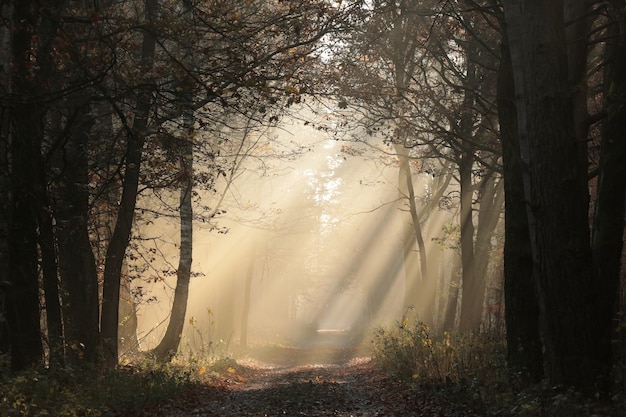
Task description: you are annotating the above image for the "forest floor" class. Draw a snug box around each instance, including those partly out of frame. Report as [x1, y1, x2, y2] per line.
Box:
[122, 345, 464, 417]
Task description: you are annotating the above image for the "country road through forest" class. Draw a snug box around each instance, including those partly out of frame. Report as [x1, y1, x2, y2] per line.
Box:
[122, 346, 467, 417]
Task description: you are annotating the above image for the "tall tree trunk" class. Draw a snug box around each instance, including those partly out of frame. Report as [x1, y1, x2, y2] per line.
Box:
[457, 147, 476, 333]
[497, 36, 543, 381]
[504, 0, 604, 393]
[463, 174, 504, 331]
[54, 101, 100, 364]
[395, 144, 430, 325]
[0, 2, 13, 357]
[5, 0, 45, 370]
[36, 165, 64, 365]
[564, 0, 592, 183]
[457, 40, 479, 333]
[118, 264, 139, 357]
[591, 0, 626, 394]
[100, 0, 157, 365]
[240, 255, 255, 350]
[152, 112, 194, 362]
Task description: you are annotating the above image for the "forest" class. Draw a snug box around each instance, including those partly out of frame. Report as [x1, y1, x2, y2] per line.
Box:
[1, 0, 625, 416]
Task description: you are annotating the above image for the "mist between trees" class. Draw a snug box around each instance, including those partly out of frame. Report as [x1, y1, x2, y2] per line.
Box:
[0, 0, 624, 397]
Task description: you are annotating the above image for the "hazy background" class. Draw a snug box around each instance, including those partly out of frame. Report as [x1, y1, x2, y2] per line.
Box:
[128, 105, 457, 357]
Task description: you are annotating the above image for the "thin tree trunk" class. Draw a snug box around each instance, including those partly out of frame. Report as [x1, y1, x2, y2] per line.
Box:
[152, 78, 194, 361]
[457, 41, 479, 333]
[118, 263, 139, 357]
[100, 0, 157, 365]
[442, 255, 462, 332]
[36, 166, 64, 365]
[460, 173, 504, 332]
[240, 257, 255, 350]
[395, 144, 430, 324]
[457, 148, 476, 333]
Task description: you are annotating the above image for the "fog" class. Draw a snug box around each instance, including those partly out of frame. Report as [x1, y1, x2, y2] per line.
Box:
[129, 108, 457, 358]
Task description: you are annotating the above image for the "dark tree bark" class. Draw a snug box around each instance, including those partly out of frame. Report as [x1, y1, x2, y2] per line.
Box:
[457, 147, 477, 332]
[504, 0, 605, 393]
[591, 0, 626, 394]
[152, 95, 194, 362]
[497, 36, 543, 381]
[0, 2, 13, 357]
[5, 0, 45, 370]
[36, 164, 64, 365]
[100, 0, 157, 365]
[54, 101, 101, 364]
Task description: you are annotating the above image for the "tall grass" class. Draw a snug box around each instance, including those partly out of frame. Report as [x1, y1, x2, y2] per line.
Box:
[371, 320, 624, 417]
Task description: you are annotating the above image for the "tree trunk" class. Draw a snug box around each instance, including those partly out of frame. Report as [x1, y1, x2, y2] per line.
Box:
[457, 148, 476, 333]
[590, 0, 626, 394]
[240, 256, 255, 350]
[152, 80, 194, 362]
[100, 0, 157, 365]
[497, 36, 543, 381]
[36, 165, 64, 365]
[54, 101, 101, 364]
[5, 0, 45, 370]
[395, 144, 430, 325]
[463, 174, 504, 331]
[442, 255, 462, 332]
[564, 0, 592, 183]
[118, 264, 139, 357]
[504, 0, 604, 393]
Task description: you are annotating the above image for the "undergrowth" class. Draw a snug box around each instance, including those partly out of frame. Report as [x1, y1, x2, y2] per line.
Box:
[0, 356, 208, 417]
[372, 320, 624, 417]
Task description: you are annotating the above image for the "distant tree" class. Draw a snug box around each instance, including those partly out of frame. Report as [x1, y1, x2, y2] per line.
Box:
[324, 0, 504, 331]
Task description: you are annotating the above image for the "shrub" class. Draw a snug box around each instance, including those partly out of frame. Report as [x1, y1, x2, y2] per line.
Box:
[372, 320, 507, 386]
[0, 360, 200, 417]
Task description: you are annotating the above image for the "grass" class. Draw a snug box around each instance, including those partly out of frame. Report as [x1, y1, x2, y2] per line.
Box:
[0, 355, 205, 417]
[371, 320, 625, 416]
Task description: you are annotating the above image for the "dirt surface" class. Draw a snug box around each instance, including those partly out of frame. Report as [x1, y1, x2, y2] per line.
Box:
[127, 346, 434, 417]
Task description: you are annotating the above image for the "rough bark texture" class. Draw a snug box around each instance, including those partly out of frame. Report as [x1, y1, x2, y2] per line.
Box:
[504, 0, 605, 393]
[591, 0, 626, 394]
[497, 37, 543, 381]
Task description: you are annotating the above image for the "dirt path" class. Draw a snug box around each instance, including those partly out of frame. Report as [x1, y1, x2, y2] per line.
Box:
[131, 347, 424, 417]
